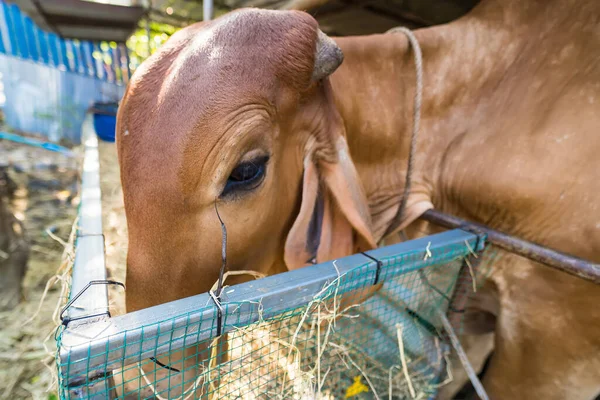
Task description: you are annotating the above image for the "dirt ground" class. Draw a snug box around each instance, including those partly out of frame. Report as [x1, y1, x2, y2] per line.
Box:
[97, 140, 128, 317]
[0, 136, 79, 400]
[0, 135, 129, 399]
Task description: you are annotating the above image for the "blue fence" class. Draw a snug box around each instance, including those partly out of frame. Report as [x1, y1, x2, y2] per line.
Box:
[0, 1, 129, 143]
[0, 2, 130, 84]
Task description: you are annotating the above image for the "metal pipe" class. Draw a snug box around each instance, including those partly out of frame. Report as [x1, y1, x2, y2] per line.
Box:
[420, 209, 600, 284]
[66, 115, 110, 324]
[438, 310, 489, 400]
[203, 0, 213, 21]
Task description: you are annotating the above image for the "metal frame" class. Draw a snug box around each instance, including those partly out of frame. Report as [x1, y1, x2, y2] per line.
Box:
[61, 158, 482, 392]
[60, 114, 114, 399]
[60, 228, 481, 392]
[67, 115, 109, 324]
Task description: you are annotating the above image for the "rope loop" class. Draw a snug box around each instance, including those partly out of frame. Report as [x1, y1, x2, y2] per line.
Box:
[383, 27, 423, 237]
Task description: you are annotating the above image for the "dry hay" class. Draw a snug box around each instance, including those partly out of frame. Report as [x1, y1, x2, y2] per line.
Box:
[210, 298, 451, 400]
[141, 271, 453, 400]
[0, 134, 80, 399]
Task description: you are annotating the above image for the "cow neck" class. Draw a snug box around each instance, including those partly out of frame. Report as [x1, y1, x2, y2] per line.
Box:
[330, 3, 528, 242]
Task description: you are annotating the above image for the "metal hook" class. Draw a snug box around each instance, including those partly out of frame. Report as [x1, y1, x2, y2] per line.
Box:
[59, 280, 125, 327]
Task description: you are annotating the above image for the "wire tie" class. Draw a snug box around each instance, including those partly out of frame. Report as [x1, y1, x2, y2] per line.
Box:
[209, 290, 225, 337]
[361, 252, 383, 285]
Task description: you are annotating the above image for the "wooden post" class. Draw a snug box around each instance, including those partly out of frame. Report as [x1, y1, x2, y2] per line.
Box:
[0, 168, 29, 311]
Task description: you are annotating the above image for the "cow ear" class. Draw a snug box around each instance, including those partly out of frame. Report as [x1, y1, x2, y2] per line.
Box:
[283, 152, 376, 270]
[284, 81, 376, 271]
[317, 143, 376, 259]
[284, 158, 322, 270]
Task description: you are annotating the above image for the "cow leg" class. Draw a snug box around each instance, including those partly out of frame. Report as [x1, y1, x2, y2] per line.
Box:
[483, 258, 600, 400]
[483, 316, 600, 400]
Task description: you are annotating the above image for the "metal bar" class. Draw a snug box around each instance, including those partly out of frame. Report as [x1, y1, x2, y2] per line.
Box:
[0, 18, 5, 55]
[58, 229, 480, 384]
[48, 32, 60, 67]
[0, 2, 12, 55]
[23, 16, 39, 61]
[68, 40, 81, 74]
[421, 209, 600, 284]
[59, 39, 69, 70]
[114, 43, 123, 84]
[438, 310, 489, 400]
[10, 4, 26, 58]
[122, 43, 131, 83]
[83, 41, 96, 78]
[61, 114, 114, 398]
[0, 131, 75, 156]
[203, 0, 213, 21]
[92, 42, 104, 80]
[65, 115, 109, 323]
[37, 27, 50, 65]
[74, 40, 86, 75]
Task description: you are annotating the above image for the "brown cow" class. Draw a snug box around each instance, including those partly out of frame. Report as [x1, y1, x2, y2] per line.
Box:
[117, 0, 600, 398]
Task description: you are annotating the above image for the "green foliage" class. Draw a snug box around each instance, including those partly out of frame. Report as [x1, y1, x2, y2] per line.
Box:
[126, 21, 180, 72]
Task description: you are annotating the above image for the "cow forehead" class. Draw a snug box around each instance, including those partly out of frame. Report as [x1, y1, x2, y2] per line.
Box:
[120, 9, 318, 196]
[141, 11, 315, 140]
[159, 21, 273, 107]
[172, 10, 286, 73]
[158, 9, 317, 104]
[124, 8, 317, 137]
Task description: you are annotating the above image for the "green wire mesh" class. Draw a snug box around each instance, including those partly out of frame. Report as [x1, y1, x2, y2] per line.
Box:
[57, 239, 499, 400]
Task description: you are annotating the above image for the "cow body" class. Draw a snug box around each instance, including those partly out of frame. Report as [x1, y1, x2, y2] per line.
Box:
[118, 0, 600, 397]
[329, 1, 600, 397]
[330, 2, 600, 397]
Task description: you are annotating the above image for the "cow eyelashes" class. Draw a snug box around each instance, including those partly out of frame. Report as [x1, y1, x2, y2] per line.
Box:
[221, 155, 269, 198]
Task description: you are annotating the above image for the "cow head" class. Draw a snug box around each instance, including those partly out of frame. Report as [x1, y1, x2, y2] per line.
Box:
[117, 9, 376, 312]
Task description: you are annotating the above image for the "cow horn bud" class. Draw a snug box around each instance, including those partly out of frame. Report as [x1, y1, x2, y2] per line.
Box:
[312, 30, 344, 82]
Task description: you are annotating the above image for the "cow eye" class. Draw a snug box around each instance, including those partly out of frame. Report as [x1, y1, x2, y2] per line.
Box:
[222, 155, 269, 197]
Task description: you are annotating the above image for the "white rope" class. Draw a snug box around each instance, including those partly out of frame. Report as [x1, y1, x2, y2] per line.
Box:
[384, 27, 423, 237]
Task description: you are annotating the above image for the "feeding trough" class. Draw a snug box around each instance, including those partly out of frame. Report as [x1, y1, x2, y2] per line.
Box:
[55, 117, 495, 399]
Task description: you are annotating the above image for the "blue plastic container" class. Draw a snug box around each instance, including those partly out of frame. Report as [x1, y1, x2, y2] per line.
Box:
[92, 102, 119, 142]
